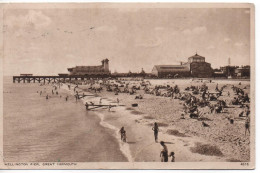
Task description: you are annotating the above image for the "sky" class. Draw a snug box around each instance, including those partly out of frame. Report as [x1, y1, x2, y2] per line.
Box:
[2, 5, 251, 76]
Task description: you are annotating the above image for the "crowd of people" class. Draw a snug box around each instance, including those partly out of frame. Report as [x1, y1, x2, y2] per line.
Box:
[36, 78, 251, 162]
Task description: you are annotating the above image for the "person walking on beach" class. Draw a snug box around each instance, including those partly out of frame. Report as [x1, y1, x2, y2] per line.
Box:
[152, 122, 159, 142]
[160, 141, 168, 162]
[65, 96, 68, 101]
[40, 91, 42, 96]
[119, 127, 126, 142]
[46, 95, 49, 100]
[245, 116, 250, 136]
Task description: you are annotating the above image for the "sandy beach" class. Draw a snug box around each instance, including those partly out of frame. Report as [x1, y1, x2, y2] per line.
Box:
[74, 78, 250, 162]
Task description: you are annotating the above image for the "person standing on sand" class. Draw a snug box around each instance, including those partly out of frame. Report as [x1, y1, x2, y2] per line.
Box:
[46, 95, 49, 100]
[119, 127, 126, 142]
[152, 122, 159, 142]
[160, 141, 168, 162]
[245, 116, 250, 136]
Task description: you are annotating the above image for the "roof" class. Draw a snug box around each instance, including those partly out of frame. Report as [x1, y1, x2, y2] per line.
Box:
[188, 53, 205, 59]
[153, 65, 190, 72]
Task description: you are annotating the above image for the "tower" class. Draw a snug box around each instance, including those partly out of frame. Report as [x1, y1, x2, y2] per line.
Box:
[103, 59, 109, 72]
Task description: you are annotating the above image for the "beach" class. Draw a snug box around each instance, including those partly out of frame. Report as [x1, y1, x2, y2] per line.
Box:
[3, 77, 251, 162]
[78, 78, 250, 162]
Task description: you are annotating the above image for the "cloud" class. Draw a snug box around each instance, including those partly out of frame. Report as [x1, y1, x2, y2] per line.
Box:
[5, 10, 51, 30]
[207, 45, 215, 49]
[224, 38, 231, 42]
[182, 26, 207, 35]
[234, 42, 244, 47]
[135, 37, 162, 48]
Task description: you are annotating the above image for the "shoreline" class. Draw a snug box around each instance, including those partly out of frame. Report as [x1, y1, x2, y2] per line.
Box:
[69, 78, 250, 162]
[60, 83, 134, 162]
[3, 77, 251, 162]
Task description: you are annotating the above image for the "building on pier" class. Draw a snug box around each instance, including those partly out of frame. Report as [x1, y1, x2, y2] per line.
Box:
[67, 59, 110, 76]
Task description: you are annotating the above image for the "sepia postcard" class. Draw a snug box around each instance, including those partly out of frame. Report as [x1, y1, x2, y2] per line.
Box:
[0, 3, 255, 169]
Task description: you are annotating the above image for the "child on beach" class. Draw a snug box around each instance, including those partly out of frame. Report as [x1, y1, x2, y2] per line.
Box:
[152, 122, 159, 142]
[169, 152, 175, 162]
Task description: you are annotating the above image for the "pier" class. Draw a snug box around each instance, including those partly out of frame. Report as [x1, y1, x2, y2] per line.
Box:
[12, 75, 105, 83]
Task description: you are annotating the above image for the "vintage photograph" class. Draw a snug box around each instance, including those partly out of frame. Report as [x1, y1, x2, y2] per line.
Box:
[0, 3, 255, 169]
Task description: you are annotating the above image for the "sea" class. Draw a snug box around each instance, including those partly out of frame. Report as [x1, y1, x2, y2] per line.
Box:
[3, 76, 127, 162]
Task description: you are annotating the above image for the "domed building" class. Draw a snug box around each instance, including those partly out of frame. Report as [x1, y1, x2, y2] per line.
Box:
[187, 53, 213, 78]
[152, 53, 213, 78]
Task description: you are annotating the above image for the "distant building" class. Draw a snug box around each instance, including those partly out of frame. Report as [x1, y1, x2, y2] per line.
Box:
[151, 53, 213, 78]
[67, 59, 110, 76]
[152, 65, 190, 78]
[219, 65, 239, 77]
[187, 53, 213, 78]
[235, 66, 250, 77]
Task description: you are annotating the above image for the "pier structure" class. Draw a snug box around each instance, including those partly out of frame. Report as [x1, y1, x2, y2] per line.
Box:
[12, 75, 106, 83]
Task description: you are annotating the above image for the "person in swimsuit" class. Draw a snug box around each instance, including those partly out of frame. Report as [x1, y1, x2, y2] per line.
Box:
[245, 116, 250, 136]
[152, 122, 159, 142]
[160, 141, 168, 162]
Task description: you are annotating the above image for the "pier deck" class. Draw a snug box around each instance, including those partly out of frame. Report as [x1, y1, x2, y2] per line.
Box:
[12, 75, 105, 83]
